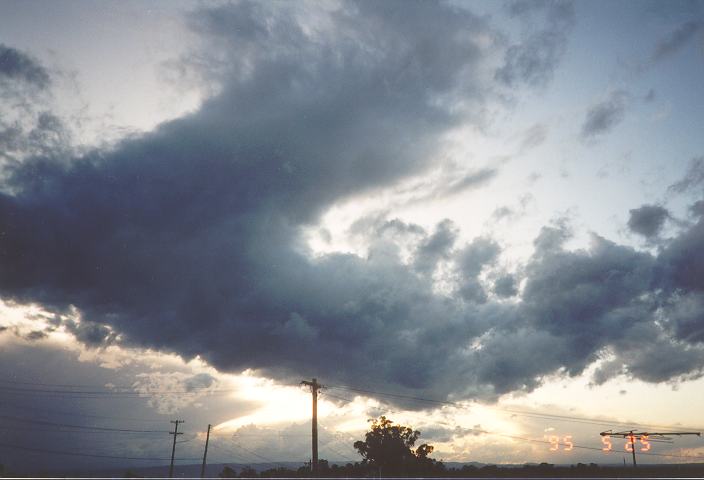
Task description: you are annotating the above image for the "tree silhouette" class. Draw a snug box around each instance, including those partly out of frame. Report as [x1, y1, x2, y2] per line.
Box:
[353, 416, 435, 476]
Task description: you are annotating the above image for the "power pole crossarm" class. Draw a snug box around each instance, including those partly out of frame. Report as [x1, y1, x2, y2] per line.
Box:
[301, 378, 322, 476]
[599, 429, 701, 468]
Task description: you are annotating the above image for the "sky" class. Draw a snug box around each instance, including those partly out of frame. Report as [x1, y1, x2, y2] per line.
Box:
[1, 0, 704, 474]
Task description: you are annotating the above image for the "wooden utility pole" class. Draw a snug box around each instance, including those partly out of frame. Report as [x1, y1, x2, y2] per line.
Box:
[301, 378, 321, 476]
[629, 431, 636, 468]
[169, 420, 184, 478]
[201, 424, 212, 479]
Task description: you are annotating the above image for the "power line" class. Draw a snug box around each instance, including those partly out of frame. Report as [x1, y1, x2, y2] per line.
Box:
[318, 438, 356, 463]
[0, 425, 170, 436]
[0, 441, 200, 462]
[0, 385, 234, 396]
[230, 441, 292, 469]
[0, 399, 167, 422]
[320, 391, 356, 404]
[0, 414, 169, 433]
[207, 442, 257, 465]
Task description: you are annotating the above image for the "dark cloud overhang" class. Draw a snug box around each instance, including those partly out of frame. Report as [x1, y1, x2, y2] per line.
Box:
[0, 1, 505, 404]
[1, 1, 704, 408]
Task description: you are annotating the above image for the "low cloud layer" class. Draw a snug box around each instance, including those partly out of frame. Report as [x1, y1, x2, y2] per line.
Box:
[1, 1, 704, 409]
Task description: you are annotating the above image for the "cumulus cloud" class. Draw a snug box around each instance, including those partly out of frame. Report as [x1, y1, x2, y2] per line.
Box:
[0, 1, 506, 402]
[627, 204, 670, 238]
[413, 219, 459, 276]
[493, 274, 518, 298]
[580, 90, 630, 141]
[1, 1, 704, 408]
[455, 237, 501, 303]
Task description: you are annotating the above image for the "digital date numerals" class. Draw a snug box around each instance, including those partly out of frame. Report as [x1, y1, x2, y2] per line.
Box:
[601, 434, 650, 453]
[547, 435, 573, 452]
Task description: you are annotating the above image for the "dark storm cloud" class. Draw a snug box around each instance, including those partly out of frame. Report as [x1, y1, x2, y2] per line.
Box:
[413, 219, 458, 276]
[63, 319, 117, 347]
[651, 20, 702, 63]
[2, 0, 704, 407]
[495, 0, 575, 88]
[493, 274, 518, 298]
[463, 217, 704, 393]
[0, 1, 505, 401]
[580, 90, 629, 140]
[0, 44, 50, 90]
[627, 204, 670, 238]
[455, 237, 501, 304]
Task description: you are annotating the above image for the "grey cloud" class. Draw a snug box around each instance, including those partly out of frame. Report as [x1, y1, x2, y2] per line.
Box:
[64, 319, 117, 348]
[455, 237, 501, 303]
[0, 44, 50, 90]
[2, 0, 704, 408]
[420, 425, 475, 442]
[413, 219, 458, 276]
[0, 112, 70, 161]
[491, 193, 534, 223]
[532, 220, 571, 256]
[660, 293, 704, 344]
[400, 167, 498, 205]
[627, 204, 670, 238]
[492, 206, 514, 221]
[495, 0, 575, 88]
[0, 1, 505, 403]
[493, 274, 518, 298]
[651, 20, 702, 63]
[0, 45, 69, 163]
[520, 123, 548, 151]
[690, 200, 704, 217]
[668, 156, 704, 194]
[184, 372, 217, 392]
[656, 215, 704, 294]
[24, 329, 48, 341]
[609, 323, 704, 383]
[580, 90, 629, 140]
[439, 168, 498, 198]
[591, 360, 625, 386]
